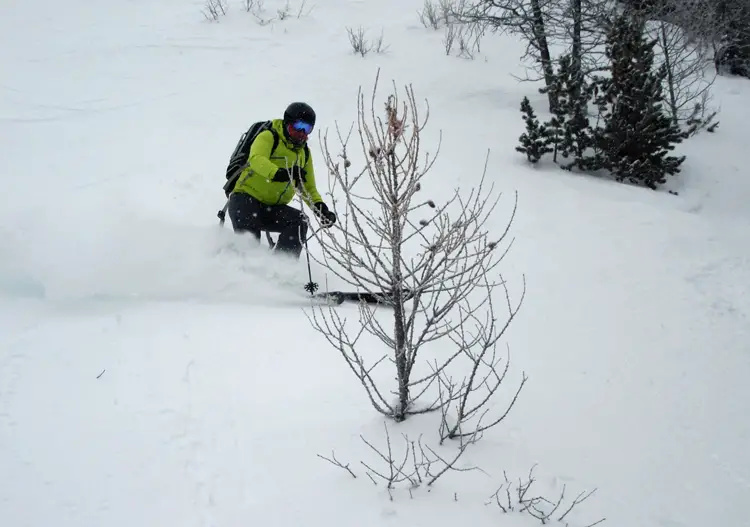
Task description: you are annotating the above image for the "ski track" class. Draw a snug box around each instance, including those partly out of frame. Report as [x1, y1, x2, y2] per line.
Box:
[180, 358, 215, 527]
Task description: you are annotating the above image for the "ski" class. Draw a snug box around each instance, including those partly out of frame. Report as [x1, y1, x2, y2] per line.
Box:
[306, 290, 412, 306]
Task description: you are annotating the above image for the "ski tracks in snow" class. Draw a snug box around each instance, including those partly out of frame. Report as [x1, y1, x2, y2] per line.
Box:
[169, 347, 256, 526]
[0, 306, 42, 430]
[686, 252, 749, 323]
[177, 358, 218, 525]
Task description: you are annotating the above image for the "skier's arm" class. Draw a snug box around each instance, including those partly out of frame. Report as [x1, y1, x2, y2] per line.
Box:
[300, 151, 323, 207]
[247, 130, 280, 179]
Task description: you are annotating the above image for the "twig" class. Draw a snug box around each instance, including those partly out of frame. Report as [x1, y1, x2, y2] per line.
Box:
[317, 451, 357, 479]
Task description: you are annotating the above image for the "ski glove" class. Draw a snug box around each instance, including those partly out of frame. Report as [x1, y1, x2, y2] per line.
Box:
[314, 202, 337, 228]
[272, 166, 306, 185]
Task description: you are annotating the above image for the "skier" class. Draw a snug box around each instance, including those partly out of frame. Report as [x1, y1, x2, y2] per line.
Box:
[226, 102, 337, 258]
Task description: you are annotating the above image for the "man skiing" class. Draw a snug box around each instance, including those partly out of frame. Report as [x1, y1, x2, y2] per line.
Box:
[226, 102, 337, 258]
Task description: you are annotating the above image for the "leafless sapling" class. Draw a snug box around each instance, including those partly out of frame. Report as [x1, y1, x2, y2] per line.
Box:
[638, 0, 719, 132]
[306, 70, 522, 424]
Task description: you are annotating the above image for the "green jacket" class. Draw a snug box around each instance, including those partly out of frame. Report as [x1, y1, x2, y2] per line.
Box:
[232, 119, 323, 207]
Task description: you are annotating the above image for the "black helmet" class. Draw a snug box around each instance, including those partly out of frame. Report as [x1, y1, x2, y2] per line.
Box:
[283, 102, 316, 128]
[283, 102, 316, 146]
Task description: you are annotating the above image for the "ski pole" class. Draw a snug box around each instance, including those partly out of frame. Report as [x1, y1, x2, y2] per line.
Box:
[217, 200, 229, 226]
[303, 232, 318, 294]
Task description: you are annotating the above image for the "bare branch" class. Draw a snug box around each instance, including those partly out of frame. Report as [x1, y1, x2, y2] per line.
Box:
[485, 464, 606, 525]
[317, 451, 358, 479]
[343, 422, 488, 491]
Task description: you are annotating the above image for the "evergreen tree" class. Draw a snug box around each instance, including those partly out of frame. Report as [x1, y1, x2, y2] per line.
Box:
[590, 13, 688, 189]
[539, 58, 568, 163]
[516, 97, 553, 164]
[540, 54, 593, 170]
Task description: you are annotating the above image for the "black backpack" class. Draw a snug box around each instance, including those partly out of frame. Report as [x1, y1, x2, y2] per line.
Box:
[223, 120, 310, 197]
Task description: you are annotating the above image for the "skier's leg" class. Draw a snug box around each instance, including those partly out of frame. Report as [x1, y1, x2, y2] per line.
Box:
[227, 192, 264, 242]
[266, 205, 308, 258]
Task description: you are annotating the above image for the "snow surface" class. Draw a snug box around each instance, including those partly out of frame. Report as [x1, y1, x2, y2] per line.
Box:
[1, 0, 749, 526]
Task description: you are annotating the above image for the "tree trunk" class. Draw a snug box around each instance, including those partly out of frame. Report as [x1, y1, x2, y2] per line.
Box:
[531, 0, 558, 112]
[571, 0, 582, 80]
[659, 22, 679, 125]
[388, 149, 409, 421]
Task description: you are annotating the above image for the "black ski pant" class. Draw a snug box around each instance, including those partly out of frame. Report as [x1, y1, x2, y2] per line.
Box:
[227, 192, 308, 258]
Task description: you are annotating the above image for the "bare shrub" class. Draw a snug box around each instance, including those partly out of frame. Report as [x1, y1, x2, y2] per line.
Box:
[307, 70, 524, 428]
[276, 0, 297, 20]
[486, 465, 606, 526]
[244, 0, 312, 24]
[436, 0, 489, 53]
[318, 427, 604, 523]
[443, 22, 482, 58]
[457, 27, 477, 58]
[276, 1, 289, 19]
[318, 421, 487, 499]
[242, 0, 273, 24]
[421, 0, 476, 29]
[443, 23, 459, 54]
[419, 0, 443, 29]
[347, 26, 370, 56]
[346, 26, 390, 56]
[372, 30, 390, 54]
[243, 0, 262, 12]
[202, 0, 227, 21]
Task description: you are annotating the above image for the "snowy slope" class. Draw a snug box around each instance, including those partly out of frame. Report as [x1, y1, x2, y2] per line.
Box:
[1, 0, 749, 526]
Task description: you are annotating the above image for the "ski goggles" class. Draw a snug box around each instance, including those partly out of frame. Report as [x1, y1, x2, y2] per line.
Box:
[291, 120, 313, 135]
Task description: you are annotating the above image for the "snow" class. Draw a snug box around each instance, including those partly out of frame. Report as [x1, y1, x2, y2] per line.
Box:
[1, 0, 749, 526]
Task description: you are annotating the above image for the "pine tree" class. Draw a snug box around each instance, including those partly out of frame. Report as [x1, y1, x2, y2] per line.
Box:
[540, 54, 593, 170]
[591, 13, 688, 189]
[562, 68, 593, 171]
[516, 96, 553, 164]
[539, 59, 568, 163]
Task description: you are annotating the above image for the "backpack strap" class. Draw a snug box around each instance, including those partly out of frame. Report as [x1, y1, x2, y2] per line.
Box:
[267, 125, 280, 157]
